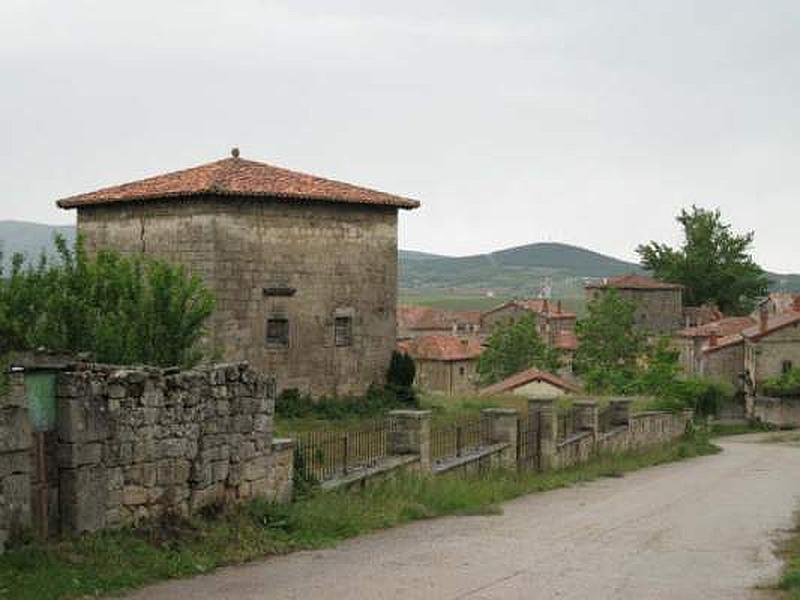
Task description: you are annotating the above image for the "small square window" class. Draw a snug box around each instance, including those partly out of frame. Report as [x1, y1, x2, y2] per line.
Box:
[782, 360, 793, 374]
[334, 316, 353, 347]
[266, 318, 289, 347]
[458, 366, 466, 377]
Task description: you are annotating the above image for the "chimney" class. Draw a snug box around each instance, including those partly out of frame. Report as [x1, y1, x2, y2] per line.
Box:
[760, 304, 769, 334]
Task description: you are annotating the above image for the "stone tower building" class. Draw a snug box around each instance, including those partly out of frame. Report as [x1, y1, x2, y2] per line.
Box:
[585, 274, 683, 335]
[57, 150, 420, 397]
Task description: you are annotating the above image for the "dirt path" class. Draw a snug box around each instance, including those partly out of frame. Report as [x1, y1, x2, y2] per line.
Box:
[127, 434, 800, 599]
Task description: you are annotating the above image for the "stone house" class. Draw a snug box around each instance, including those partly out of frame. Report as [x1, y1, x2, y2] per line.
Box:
[397, 335, 482, 396]
[396, 305, 481, 340]
[585, 274, 683, 335]
[479, 367, 581, 399]
[57, 150, 419, 397]
[674, 316, 755, 377]
[481, 299, 577, 347]
[699, 334, 746, 389]
[742, 308, 800, 394]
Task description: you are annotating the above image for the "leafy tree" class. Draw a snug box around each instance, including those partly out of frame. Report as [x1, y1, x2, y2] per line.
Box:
[636, 206, 769, 314]
[478, 314, 561, 385]
[575, 290, 645, 392]
[0, 235, 215, 367]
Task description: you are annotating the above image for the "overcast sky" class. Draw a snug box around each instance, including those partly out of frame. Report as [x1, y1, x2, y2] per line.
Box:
[2, 1, 799, 270]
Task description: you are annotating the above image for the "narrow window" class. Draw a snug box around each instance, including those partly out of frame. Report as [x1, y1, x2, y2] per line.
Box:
[459, 366, 466, 377]
[782, 360, 793, 374]
[334, 316, 353, 347]
[266, 318, 289, 347]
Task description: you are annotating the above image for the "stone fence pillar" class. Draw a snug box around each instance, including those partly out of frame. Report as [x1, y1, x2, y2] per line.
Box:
[0, 370, 33, 553]
[573, 401, 599, 435]
[609, 399, 633, 427]
[528, 398, 556, 470]
[388, 410, 432, 472]
[480, 408, 519, 469]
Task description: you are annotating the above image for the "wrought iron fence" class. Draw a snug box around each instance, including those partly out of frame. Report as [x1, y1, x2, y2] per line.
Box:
[430, 417, 491, 463]
[517, 411, 542, 471]
[556, 407, 577, 441]
[292, 420, 391, 482]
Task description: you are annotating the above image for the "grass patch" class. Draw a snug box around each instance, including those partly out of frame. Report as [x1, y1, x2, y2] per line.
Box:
[0, 433, 718, 600]
[777, 512, 800, 599]
[708, 421, 773, 437]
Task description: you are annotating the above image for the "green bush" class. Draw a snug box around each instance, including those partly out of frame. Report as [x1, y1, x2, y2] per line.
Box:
[386, 351, 417, 405]
[275, 384, 417, 421]
[763, 368, 800, 398]
[0, 236, 215, 367]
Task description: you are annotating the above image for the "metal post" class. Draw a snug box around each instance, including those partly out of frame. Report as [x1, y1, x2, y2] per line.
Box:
[456, 426, 463, 457]
[342, 433, 349, 474]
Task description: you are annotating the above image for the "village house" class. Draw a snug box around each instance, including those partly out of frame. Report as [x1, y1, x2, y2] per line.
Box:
[674, 316, 755, 377]
[396, 305, 481, 340]
[742, 306, 800, 395]
[397, 335, 482, 396]
[699, 333, 747, 389]
[585, 274, 683, 335]
[479, 367, 581, 399]
[57, 150, 420, 397]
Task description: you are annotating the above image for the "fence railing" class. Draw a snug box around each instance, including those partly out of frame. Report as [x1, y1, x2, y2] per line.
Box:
[292, 420, 392, 482]
[598, 406, 614, 432]
[431, 418, 491, 463]
[556, 407, 577, 441]
[516, 411, 542, 471]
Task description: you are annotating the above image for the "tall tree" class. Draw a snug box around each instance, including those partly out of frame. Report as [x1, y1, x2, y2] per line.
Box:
[636, 206, 769, 314]
[574, 290, 646, 393]
[478, 314, 562, 385]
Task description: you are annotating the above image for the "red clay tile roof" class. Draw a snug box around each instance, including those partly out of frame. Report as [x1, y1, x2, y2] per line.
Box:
[479, 368, 581, 397]
[585, 274, 683, 291]
[677, 316, 756, 339]
[482, 299, 576, 319]
[397, 305, 481, 332]
[703, 333, 744, 354]
[57, 155, 420, 210]
[741, 311, 800, 341]
[397, 335, 483, 361]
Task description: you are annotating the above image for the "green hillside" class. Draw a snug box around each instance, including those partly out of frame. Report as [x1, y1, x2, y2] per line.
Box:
[0, 221, 75, 264]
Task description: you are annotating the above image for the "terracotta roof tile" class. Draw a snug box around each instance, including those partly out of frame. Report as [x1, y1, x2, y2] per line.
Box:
[742, 311, 800, 341]
[703, 333, 744, 354]
[585, 274, 683, 291]
[479, 368, 581, 397]
[482, 298, 576, 319]
[397, 305, 481, 332]
[397, 335, 483, 362]
[677, 316, 755, 339]
[57, 155, 420, 210]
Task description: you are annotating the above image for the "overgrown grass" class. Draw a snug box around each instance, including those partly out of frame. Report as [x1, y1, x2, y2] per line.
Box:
[778, 512, 800, 599]
[0, 433, 718, 600]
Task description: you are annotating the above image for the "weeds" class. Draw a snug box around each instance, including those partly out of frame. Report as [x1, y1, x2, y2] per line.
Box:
[0, 433, 718, 600]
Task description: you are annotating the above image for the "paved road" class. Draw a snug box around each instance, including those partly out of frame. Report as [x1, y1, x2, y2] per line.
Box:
[128, 434, 800, 600]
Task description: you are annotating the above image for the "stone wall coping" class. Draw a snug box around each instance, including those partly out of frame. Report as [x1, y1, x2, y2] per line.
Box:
[272, 438, 295, 451]
[388, 409, 432, 418]
[572, 400, 599, 407]
[480, 408, 518, 415]
[431, 442, 510, 475]
[320, 454, 420, 491]
[630, 410, 673, 418]
[556, 430, 593, 449]
[609, 398, 634, 405]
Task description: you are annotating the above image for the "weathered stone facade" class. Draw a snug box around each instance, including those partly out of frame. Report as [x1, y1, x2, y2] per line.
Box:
[76, 198, 399, 397]
[744, 318, 800, 391]
[0, 362, 292, 549]
[413, 357, 479, 397]
[701, 341, 745, 388]
[0, 373, 32, 553]
[586, 275, 683, 335]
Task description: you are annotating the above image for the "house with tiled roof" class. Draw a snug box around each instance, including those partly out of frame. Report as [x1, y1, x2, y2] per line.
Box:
[58, 149, 419, 397]
[396, 305, 481, 340]
[397, 335, 483, 396]
[481, 298, 578, 368]
[585, 274, 684, 335]
[479, 367, 581, 399]
[742, 306, 800, 396]
[675, 316, 755, 378]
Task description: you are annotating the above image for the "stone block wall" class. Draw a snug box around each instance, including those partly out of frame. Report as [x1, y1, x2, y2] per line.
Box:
[56, 362, 289, 533]
[0, 372, 32, 553]
[753, 396, 800, 428]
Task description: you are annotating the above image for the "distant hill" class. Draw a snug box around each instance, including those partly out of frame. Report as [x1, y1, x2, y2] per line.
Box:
[2, 221, 798, 294]
[0, 221, 75, 264]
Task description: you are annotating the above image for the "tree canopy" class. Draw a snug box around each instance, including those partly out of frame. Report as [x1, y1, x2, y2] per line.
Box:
[477, 314, 562, 385]
[636, 206, 769, 314]
[0, 236, 215, 367]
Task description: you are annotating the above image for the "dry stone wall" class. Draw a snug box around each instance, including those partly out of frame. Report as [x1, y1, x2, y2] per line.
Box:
[57, 362, 289, 533]
[0, 373, 32, 553]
